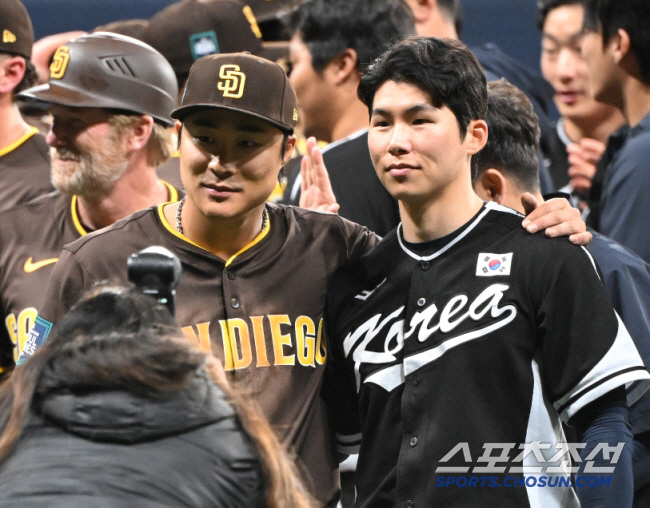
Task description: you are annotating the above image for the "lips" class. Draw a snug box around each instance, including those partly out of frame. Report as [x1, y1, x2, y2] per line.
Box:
[201, 182, 240, 197]
[556, 90, 583, 106]
[386, 163, 418, 177]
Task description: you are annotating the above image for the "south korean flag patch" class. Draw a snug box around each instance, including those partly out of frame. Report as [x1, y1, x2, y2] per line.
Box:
[476, 253, 513, 276]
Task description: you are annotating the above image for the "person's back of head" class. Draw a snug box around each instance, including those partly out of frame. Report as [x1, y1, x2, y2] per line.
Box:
[287, 0, 415, 75]
[472, 79, 542, 207]
[584, 0, 650, 86]
[0, 286, 314, 508]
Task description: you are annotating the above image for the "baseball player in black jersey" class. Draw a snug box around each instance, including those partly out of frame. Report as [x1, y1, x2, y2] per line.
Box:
[324, 37, 649, 508]
[0, 32, 181, 376]
[25, 50, 591, 506]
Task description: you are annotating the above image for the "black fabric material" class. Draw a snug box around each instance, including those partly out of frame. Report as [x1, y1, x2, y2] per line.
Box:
[0, 369, 264, 507]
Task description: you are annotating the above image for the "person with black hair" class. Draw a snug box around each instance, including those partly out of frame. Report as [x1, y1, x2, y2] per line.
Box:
[474, 78, 650, 508]
[281, 0, 412, 236]
[537, 0, 624, 201]
[0, 286, 314, 507]
[323, 37, 648, 508]
[581, 0, 650, 264]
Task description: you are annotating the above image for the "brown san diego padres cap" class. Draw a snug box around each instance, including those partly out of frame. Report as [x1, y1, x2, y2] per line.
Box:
[0, 0, 34, 59]
[171, 52, 298, 133]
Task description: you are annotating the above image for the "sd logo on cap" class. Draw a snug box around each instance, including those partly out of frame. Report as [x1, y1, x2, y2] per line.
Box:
[172, 53, 298, 134]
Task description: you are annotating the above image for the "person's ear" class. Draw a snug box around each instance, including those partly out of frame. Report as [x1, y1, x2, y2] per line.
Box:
[0, 56, 26, 94]
[326, 48, 359, 86]
[282, 135, 297, 165]
[465, 119, 488, 155]
[612, 28, 631, 65]
[476, 168, 507, 204]
[126, 115, 154, 152]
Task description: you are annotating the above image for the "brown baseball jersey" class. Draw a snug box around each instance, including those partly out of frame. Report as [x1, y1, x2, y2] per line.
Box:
[36, 203, 376, 505]
[0, 183, 180, 373]
[0, 128, 53, 212]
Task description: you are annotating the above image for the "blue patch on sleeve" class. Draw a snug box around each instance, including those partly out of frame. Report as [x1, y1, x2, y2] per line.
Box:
[16, 315, 53, 365]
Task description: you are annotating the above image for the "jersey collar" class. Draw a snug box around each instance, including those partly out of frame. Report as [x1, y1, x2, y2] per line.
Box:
[0, 126, 39, 157]
[156, 203, 271, 267]
[397, 202, 517, 262]
[71, 181, 179, 237]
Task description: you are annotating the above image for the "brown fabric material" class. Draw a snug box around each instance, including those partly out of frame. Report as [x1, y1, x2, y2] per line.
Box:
[38, 203, 376, 505]
[0, 192, 78, 369]
[172, 52, 298, 132]
[0, 0, 33, 59]
[144, 0, 263, 77]
[0, 131, 52, 213]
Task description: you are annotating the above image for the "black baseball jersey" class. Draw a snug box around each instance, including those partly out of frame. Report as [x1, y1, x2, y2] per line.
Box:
[34, 203, 376, 505]
[0, 128, 53, 212]
[0, 183, 180, 373]
[325, 201, 650, 508]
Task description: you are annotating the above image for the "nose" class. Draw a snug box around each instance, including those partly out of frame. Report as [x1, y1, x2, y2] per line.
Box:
[388, 124, 411, 155]
[46, 120, 67, 148]
[557, 48, 580, 82]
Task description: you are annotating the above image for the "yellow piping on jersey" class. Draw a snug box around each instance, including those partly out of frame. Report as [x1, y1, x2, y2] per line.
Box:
[72, 180, 178, 237]
[0, 127, 39, 157]
[156, 202, 271, 266]
[224, 213, 270, 268]
[70, 195, 88, 236]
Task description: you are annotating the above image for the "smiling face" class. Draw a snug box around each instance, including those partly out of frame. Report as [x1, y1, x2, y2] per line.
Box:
[367, 80, 485, 206]
[46, 105, 130, 197]
[179, 108, 292, 222]
[540, 4, 615, 123]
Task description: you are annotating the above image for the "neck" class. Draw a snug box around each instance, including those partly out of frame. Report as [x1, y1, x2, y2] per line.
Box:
[399, 178, 484, 243]
[0, 97, 32, 151]
[76, 159, 168, 230]
[563, 109, 625, 143]
[175, 200, 266, 261]
[329, 97, 369, 143]
[620, 76, 650, 127]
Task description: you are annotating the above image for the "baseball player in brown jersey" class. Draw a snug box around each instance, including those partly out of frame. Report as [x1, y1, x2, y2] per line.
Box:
[0, 0, 53, 212]
[0, 32, 180, 376]
[30, 53, 589, 506]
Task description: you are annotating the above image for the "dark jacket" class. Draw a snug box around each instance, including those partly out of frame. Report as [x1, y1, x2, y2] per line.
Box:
[0, 370, 264, 507]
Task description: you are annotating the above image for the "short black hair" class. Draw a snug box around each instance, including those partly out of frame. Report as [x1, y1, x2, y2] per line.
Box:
[584, 0, 650, 85]
[471, 79, 541, 193]
[438, 0, 464, 38]
[286, 0, 415, 73]
[358, 36, 487, 138]
[536, 0, 584, 31]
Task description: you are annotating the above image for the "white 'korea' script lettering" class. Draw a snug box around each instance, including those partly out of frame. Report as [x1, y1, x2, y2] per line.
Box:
[344, 284, 517, 391]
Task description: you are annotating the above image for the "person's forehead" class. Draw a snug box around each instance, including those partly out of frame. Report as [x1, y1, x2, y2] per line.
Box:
[373, 80, 435, 109]
[184, 108, 279, 133]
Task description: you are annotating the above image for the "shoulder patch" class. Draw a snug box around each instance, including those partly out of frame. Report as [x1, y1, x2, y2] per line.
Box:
[16, 315, 53, 365]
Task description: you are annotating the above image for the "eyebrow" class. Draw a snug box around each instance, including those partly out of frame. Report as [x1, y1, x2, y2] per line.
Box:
[371, 103, 438, 117]
[541, 31, 585, 45]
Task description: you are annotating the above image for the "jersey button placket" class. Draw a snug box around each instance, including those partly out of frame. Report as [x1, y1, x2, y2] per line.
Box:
[410, 437, 418, 447]
[405, 500, 415, 508]
[226, 270, 236, 280]
[230, 297, 240, 309]
[419, 260, 430, 271]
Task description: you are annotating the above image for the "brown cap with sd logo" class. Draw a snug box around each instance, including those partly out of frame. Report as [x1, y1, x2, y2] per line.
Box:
[0, 0, 34, 59]
[171, 53, 298, 133]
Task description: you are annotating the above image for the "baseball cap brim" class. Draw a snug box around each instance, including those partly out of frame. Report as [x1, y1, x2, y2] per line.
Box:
[18, 82, 175, 127]
[260, 41, 289, 63]
[171, 103, 293, 133]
